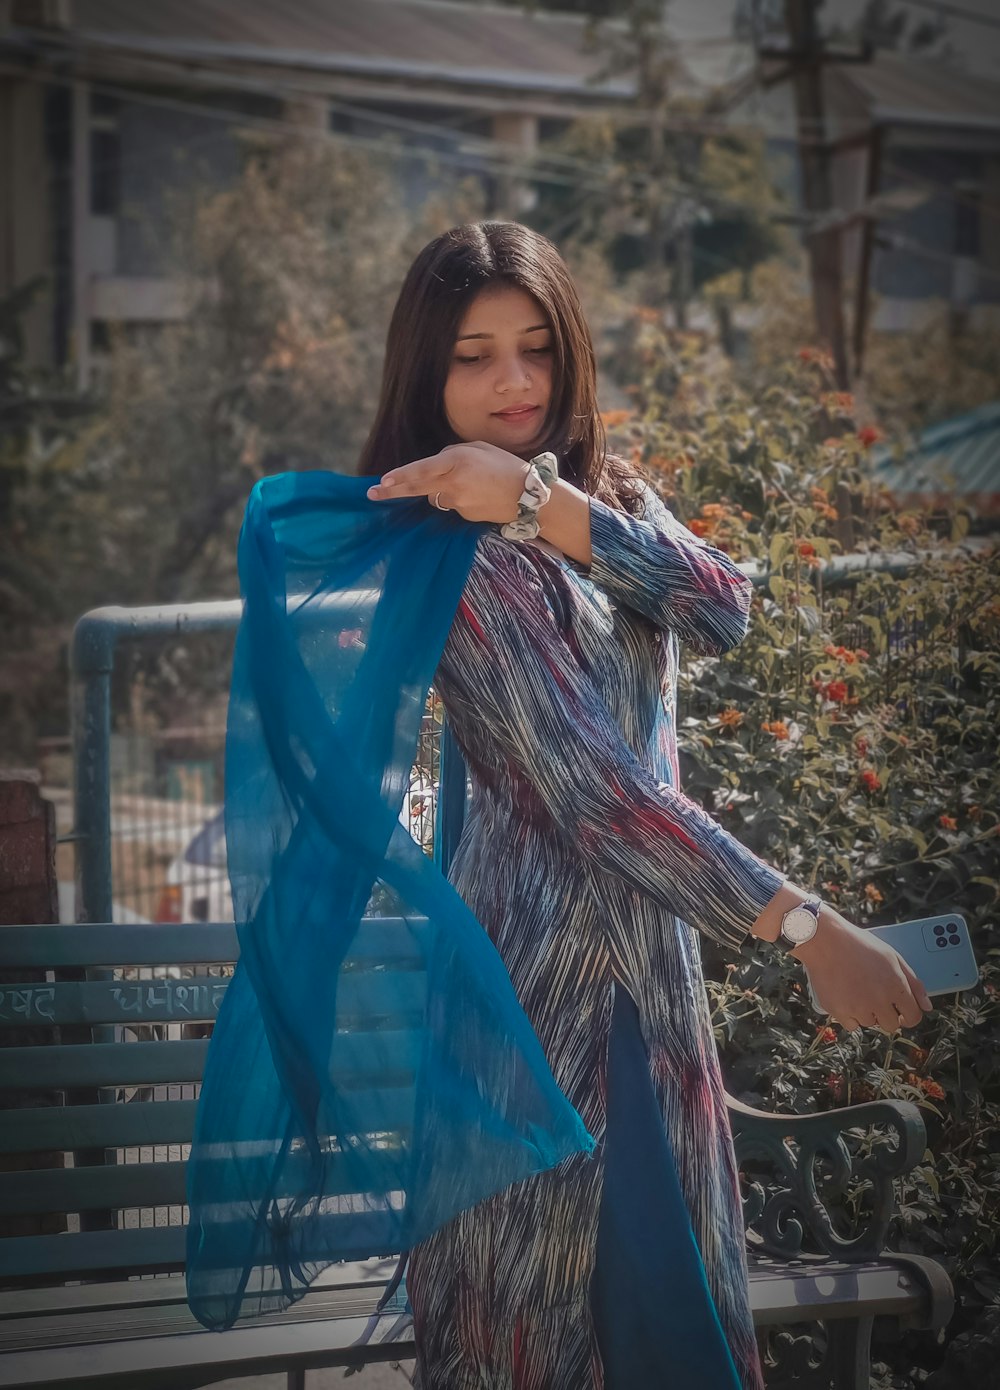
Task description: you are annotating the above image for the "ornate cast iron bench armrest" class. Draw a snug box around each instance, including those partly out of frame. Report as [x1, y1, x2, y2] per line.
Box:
[726, 1093, 927, 1262]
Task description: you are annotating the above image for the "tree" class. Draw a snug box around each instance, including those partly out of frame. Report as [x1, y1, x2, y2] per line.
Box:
[0, 131, 488, 761]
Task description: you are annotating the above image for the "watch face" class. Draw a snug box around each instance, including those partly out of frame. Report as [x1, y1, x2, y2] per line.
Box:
[782, 906, 819, 943]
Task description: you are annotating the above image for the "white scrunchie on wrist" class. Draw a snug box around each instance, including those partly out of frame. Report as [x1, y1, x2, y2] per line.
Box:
[500, 452, 558, 541]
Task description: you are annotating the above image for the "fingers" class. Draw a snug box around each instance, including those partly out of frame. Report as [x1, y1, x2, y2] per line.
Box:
[368, 455, 456, 498]
[896, 958, 934, 1014]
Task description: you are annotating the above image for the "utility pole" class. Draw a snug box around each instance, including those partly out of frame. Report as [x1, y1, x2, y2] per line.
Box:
[778, 0, 852, 387]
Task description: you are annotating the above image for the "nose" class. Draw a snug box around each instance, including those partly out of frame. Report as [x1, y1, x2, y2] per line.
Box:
[495, 351, 533, 393]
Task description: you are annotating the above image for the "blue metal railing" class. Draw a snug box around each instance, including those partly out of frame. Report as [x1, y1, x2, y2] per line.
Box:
[69, 541, 976, 924]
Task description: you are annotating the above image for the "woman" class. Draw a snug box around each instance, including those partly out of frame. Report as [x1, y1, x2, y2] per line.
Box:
[358, 221, 932, 1390]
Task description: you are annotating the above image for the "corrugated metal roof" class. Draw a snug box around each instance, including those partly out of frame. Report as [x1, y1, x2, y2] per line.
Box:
[873, 401, 1000, 515]
[11, 0, 638, 100]
[828, 50, 1000, 133]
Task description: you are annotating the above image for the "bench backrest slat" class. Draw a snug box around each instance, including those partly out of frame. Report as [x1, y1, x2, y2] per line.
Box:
[0, 1039, 209, 1089]
[1, 1098, 199, 1155]
[0, 919, 426, 969]
[0, 919, 428, 1286]
[0, 1208, 397, 1280]
[1, 1139, 413, 1217]
[0, 972, 427, 1028]
[3, 1083, 416, 1159]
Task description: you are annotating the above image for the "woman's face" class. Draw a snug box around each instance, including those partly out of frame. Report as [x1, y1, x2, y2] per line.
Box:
[442, 284, 554, 458]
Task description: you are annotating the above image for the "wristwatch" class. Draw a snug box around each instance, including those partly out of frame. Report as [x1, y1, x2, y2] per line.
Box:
[776, 893, 822, 952]
[500, 451, 559, 541]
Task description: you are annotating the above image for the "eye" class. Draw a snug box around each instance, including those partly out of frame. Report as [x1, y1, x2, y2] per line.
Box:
[453, 346, 551, 365]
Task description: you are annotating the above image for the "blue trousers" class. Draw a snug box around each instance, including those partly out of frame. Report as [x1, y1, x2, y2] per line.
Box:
[589, 985, 743, 1389]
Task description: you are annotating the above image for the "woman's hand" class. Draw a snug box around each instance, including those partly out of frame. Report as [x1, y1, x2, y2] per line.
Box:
[794, 905, 934, 1035]
[366, 442, 530, 524]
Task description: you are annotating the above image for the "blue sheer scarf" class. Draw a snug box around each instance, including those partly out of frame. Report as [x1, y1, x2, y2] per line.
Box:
[185, 469, 596, 1332]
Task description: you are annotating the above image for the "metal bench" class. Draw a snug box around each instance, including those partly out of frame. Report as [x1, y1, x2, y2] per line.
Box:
[0, 921, 953, 1390]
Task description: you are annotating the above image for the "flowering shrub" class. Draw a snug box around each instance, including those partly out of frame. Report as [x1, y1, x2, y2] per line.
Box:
[602, 324, 1000, 1386]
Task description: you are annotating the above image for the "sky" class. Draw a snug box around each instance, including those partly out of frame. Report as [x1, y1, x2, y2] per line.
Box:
[665, 0, 1000, 82]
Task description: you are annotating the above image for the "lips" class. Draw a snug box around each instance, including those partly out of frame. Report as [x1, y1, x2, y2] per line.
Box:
[494, 405, 540, 420]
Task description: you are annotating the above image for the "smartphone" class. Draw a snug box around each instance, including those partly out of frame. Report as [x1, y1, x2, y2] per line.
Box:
[807, 911, 980, 1012]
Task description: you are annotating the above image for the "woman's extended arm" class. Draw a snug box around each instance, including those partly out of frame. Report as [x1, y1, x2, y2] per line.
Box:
[435, 532, 786, 955]
[437, 532, 935, 1035]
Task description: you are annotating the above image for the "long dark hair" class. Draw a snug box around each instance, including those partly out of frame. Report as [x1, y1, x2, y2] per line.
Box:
[356, 220, 645, 516]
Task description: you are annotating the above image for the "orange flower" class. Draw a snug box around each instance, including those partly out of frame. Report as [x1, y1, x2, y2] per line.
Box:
[864, 884, 884, 903]
[826, 680, 849, 703]
[740, 509, 753, 521]
[718, 708, 744, 728]
[861, 769, 880, 793]
[843, 650, 856, 663]
[816, 1025, 838, 1044]
[919, 1078, 945, 1100]
[857, 425, 883, 448]
[760, 720, 790, 739]
[799, 346, 834, 370]
[701, 502, 727, 519]
[688, 518, 709, 537]
[797, 541, 816, 557]
[938, 815, 957, 831]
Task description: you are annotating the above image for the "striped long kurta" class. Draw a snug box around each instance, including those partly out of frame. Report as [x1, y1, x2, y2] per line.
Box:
[406, 479, 787, 1390]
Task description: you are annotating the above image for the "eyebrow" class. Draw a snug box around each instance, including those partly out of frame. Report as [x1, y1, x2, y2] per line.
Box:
[455, 324, 550, 341]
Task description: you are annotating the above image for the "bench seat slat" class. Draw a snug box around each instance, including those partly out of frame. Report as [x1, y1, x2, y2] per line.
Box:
[746, 1258, 929, 1323]
[0, 1279, 411, 1351]
[0, 1257, 926, 1388]
[0, 1309, 415, 1388]
[0, 1258, 403, 1320]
